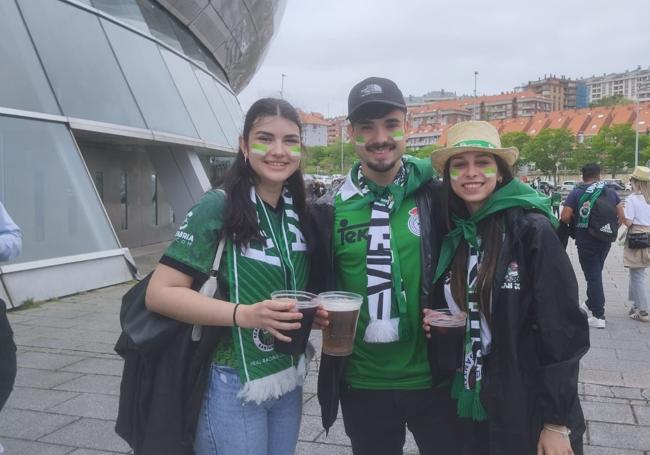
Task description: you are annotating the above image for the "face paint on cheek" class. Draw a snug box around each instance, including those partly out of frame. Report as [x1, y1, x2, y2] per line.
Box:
[391, 130, 405, 141]
[449, 169, 461, 180]
[250, 143, 268, 155]
[355, 135, 365, 146]
[482, 166, 497, 178]
[289, 145, 302, 158]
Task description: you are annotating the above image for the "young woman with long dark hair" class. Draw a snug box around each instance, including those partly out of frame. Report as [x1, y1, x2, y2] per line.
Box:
[146, 98, 323, 455]
[425, 121, 589, 454]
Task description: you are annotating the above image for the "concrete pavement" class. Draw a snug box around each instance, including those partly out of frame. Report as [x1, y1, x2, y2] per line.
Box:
[1, 240, 650, 454]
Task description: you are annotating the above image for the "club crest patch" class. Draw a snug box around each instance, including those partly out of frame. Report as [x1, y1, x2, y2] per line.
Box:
[501, 261, 520, 290]
[252, 328, 275, 352]
[408, 207, 421, 236]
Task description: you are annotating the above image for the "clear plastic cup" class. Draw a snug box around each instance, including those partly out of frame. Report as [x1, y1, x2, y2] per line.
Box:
[270, 290, 318, 355]
[424, 308, 467, 336]
[318, 291, 363, 356]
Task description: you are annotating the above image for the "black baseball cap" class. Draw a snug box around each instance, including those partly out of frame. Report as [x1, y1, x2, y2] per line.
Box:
[347, 77, 406, 121]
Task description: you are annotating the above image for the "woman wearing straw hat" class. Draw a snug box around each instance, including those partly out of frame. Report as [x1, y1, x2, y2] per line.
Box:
[425, 121, 588, 454]
[622, 166, 650, 322]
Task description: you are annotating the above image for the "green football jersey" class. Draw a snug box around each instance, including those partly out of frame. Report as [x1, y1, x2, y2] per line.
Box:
[334, 192, 432, 390]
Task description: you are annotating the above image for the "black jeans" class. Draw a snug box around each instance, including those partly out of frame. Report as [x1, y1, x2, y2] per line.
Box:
[0, 298, 17, 411]
[340, 385, 461, 455]
[577, 242, 611, 318]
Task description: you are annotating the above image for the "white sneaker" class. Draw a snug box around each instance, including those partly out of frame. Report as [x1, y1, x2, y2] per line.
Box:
[580, 301, 591, 316]
[587, 316, 606, 329]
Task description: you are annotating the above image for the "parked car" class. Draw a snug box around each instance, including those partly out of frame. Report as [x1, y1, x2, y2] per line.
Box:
[604, 181, 625, 191]
[561, 180, 577, 191]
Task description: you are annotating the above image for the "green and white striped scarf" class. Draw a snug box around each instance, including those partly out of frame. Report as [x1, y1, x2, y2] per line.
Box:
[228, 187, 310, 403]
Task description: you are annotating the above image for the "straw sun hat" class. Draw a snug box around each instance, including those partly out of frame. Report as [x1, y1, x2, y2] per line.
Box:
[431, 121, 519, 173]
[630, 166, 650, 182]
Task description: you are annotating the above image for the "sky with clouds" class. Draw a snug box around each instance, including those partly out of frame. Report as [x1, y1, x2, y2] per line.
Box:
[238, 0, 650, 117]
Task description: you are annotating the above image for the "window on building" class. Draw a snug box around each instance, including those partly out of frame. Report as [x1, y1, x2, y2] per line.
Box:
[94, 171, 104, 201]
[150, 173, 158, 226]
[120, 171, 128, 230]
[18, 0, 145, 127]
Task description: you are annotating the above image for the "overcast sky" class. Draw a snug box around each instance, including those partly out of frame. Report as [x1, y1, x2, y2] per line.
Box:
[238, 0, 650, 118]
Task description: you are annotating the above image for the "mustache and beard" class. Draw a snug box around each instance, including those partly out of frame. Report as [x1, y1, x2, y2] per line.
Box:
[361, 139, 401, 173]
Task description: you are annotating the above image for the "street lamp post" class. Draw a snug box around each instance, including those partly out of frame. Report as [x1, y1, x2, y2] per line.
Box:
[340, 123, 344, 173]
[635, 78, 640, 167]
[280, 73, 286, 99]
[473, 71, 479, 120]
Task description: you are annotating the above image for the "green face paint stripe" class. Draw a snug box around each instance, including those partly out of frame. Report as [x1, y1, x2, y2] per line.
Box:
[289, 145, 302, 156]
[449, 169, 461, 179]
[483, 166, 497, 177]
[453, 139, 497, 149]
[355, 135, 365, 146]
[251, 143, 268, 154]
[391, 131, 405, 140]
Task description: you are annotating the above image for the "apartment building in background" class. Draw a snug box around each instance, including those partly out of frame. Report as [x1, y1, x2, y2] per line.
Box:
[583, 66, 650, 104]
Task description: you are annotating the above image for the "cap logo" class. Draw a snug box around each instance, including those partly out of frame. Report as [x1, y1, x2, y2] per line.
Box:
[452, 140, 497, 149]
[359, 84, 383, 97]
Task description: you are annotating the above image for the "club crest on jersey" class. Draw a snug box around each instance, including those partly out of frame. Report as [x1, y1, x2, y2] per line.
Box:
[501, 261, 520, 290]
[408, 207, 421, 237]
[252, 328, 275, 352]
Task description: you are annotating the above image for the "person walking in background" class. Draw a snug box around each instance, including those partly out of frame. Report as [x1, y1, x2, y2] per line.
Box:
[551, 187, 562, 218]
[561, 163, 624, 329]
[0, 201, 21, 455]
[310, 77, 459, 454]
[146, 98, 324, 455]
[622, 166, 650, 322]
[428, 121, 588, 454]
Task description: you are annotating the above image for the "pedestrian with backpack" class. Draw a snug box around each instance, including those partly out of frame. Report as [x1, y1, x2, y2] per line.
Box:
[561, 163, 624, 328]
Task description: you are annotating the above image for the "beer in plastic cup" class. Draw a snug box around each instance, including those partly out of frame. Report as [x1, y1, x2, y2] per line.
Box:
[319, 291, 363, 356]
[270, 290, 318, 355]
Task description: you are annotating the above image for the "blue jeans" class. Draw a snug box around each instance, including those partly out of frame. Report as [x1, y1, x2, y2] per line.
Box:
[577, 243, 611, 318]
[194, 365, 302, 455]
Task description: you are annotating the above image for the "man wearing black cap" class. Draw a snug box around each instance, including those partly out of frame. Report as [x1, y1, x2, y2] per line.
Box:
[309, 77, 458, 454]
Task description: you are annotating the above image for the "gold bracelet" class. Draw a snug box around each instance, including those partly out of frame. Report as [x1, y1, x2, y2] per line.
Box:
[543, 424, 571, 438]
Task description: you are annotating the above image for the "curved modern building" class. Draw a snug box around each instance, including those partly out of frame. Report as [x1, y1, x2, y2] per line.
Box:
[0, 0, 286, 307]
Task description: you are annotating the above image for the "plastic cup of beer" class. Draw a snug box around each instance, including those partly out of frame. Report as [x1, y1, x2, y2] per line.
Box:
[270, 290, 318, 355]
[319, 291, 363, 356]
[424, 308, 467, 336]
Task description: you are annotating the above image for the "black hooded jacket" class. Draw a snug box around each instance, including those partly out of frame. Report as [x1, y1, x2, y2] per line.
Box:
[434, 208, 589, 454]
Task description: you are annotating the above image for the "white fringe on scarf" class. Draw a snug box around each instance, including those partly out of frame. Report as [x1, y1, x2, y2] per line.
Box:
[364, 317, 400, 343]
[237, 348, 313, 404]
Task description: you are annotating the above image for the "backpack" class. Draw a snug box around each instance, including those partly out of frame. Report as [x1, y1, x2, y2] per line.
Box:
[586, 188, 619, 242]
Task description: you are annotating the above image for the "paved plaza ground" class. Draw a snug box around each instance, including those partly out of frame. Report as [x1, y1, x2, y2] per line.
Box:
[1, 240, 650, 454]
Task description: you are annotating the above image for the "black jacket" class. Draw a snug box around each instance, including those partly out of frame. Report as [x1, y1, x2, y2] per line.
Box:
[307, 180, 446, 432]
[434, 208, 589, 454]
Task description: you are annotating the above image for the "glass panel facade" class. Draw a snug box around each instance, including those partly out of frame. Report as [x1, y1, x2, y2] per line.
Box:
[91, 0, 150, 32]
[18, 0, 145, 128]
[0, 1, 60, 115]
[136, 0, 227, 82]
[102, 19, 198, 137]
[0, 115, 120, 264]
[195, 69, 240, 147]
[159, 48, 229, 147]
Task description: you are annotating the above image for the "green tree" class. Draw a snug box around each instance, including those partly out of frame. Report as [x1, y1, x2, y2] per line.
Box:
[591, 123, 650, 177]
[523, 128, 575, 185]
[589, 94, 633, 107]
[565, 140, 602, 171]
[501, 131, 531, 152]
[408, 144, 441, 159]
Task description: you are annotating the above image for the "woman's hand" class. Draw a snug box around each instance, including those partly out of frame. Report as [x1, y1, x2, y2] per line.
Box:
[312, 305, 329, 330]
[537, 425, 573, 455]
[239, 299, 302, 342]
[422, 308, 434, 339]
